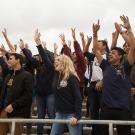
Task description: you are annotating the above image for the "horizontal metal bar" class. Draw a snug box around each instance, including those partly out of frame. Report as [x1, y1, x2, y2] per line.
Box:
[0, 119, 135, 125]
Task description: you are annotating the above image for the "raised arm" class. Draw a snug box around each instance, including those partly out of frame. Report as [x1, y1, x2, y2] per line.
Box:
[34, 29, 54, 70]
[115, 15, 135, 65]
[53, 43, 58, 58]
[80, 32, 86, 52]
[84, 35, 92, 53]
[59, 33, 72, 59]
[71, 28, 84, 59]
[111, 28, 119, 49]
[19, 39, 39, 67]
[71, 28, 86, 72]
[93, 20, 100, 52]
[92, 20, 104, 64]
[2, 28, 15, 52]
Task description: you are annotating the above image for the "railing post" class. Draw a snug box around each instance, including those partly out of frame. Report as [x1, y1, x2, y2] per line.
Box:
[11, 120, 15, 135]
[109, 123, 113, 135]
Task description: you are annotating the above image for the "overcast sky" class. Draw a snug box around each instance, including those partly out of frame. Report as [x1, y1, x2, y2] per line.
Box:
[0, 0, 134, 54]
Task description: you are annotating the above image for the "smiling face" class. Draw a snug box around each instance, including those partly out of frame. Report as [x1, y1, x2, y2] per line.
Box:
[54, 55, 64, 72]
[108, 50, 122, 65]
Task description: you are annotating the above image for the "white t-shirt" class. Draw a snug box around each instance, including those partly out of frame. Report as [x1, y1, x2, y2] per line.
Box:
[91, 54, 106, 82]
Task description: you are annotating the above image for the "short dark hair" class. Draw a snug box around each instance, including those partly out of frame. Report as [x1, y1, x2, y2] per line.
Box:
[98, 39, 110, 53]
[10, 53, 24, 66]
[111, 47, 125, 61]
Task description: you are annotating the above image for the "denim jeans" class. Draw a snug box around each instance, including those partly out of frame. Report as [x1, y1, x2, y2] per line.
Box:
[36, 94, 55, 135]
[88, 82, 102, 135]
[50, 112, 82, 135]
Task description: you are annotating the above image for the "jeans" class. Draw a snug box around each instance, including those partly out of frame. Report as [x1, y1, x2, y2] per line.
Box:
[88, 82, 102, 135]
[50, 112, 82, 135]
[36, 94, 55, 135]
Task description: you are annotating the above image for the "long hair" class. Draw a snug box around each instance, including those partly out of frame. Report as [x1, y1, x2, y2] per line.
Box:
[59, 54, 78, 80]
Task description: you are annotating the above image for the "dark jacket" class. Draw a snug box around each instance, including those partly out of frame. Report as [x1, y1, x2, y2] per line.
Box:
[22, 48, 54, 96]
[63, 41, 86, 87]
[52, 73, 82, 120]
[38, 45, 82, 120]
[0, 68, 33, 118]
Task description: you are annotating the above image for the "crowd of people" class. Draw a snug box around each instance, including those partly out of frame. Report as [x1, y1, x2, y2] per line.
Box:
[0, 15, 135, 135]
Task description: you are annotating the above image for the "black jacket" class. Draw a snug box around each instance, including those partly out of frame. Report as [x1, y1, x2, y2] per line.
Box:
[0, 68, 33, 118]
[22, 48, 54, 96]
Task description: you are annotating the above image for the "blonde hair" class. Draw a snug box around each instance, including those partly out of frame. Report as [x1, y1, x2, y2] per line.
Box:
[59, 54, 78, 80]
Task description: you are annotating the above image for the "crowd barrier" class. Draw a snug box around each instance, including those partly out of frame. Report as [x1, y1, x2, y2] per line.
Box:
[0, 119, 135, 135]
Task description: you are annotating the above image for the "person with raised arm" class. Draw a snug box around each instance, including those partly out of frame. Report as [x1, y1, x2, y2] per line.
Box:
[96, 15, 135, 135]
[0, 53, 33, 135]
[34, 29, 82, 135]
[2, 29, 16, 53]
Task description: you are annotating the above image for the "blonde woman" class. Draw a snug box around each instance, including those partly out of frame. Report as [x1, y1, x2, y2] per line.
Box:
[50, 54, 82, 135]
[34, 30, 82, 135]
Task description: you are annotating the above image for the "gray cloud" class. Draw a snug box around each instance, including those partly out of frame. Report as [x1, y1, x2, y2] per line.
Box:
[0, 0, 134, 53]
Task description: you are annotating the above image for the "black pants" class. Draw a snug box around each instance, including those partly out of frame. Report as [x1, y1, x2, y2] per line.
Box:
[88, 82, 102, 135]
[100, 107, 131, 135]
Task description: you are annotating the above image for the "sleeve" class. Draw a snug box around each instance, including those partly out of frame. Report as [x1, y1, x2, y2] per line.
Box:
[12, 73, 33, 109]
[100, 59, 110, 72]
[123, 58, 132, 75]
[74, 41, 86, 73]
[63, 44, 73, 60]
[69, 75, 82, 120]
[37, 45, 54, 71]
[22, 48, 39, 68]
[84, 52, 95, 62]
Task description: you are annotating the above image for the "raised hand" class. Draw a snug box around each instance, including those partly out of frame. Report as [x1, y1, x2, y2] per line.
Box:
[80, 32, 86, 51]
[34, 29, 41, 45]
[53, 43, 58, 51]
[93, 20, 100, 34]
[80, 32, 85, 40]
[2, 28, 7, 38]
[0, 44, 8, 55]
[19, 39, 25, 49]
[14, 44, 17, 52]
[59, 34, 66, 45]
[120, 15, 131, 30]
[1, 44, 5, 49]
[2, 28, 15, 52]
[114, 22, 122, 33]
[53, 43, 58, 57]
[84, 36, 92, 52]
[71, 28, 76, 41]
[68, 40, 71, 48]
[86, 35, 92, 45]
[42, 41, 47, 49]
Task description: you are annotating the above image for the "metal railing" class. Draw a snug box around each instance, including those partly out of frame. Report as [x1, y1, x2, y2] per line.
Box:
[0, 119, 135, 135]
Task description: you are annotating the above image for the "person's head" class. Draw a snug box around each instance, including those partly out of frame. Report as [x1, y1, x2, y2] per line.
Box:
[123, 42, 130, 54]
[109, 47, 125, 65]
[97, 40, 109, 53]
[72, 52, 77, 63]
[33, 54, 41, 62]
[54, 54, 77, 80]
[8, 53, 24, 69]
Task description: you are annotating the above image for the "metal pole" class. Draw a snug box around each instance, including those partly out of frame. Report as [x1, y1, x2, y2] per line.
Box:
[11, 121, 15, 135]
[109, 123, 113, 135]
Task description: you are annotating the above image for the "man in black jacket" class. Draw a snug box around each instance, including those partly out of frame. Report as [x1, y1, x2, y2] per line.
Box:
[0, 53, 33, 135]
